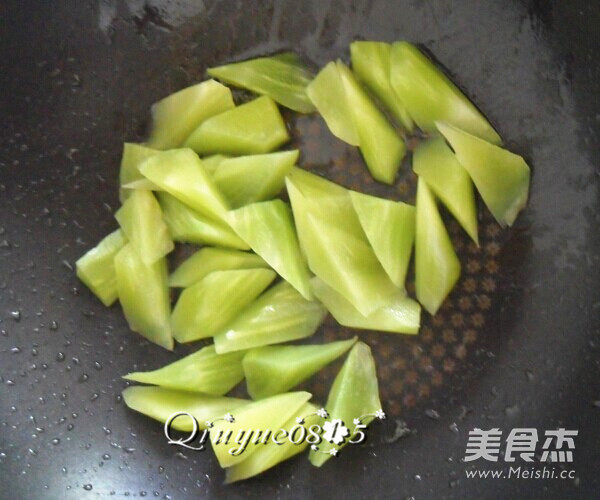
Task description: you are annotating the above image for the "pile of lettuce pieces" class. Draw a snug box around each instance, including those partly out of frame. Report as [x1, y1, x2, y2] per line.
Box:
[76, 41, 530, 481]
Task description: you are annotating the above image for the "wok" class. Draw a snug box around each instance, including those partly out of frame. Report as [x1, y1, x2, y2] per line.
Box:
[0, 0, 598, 498]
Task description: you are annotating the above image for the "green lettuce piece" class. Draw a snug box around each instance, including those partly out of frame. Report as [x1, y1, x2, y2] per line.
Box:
[139, 148, 230, 224]
[224, 402, 319, 483]
[147, 79, 235, 150]
[437, 121, 530, 227]
[118, 143, 161, 199]
[286, 175, 398, 316]
[228, 200, 312, 299]
[390, 42, 501, 144]
[349, 191, 415, 288]
[210, 391, 312, 468]
[201, 154, 230, 175]
[243, 337, 357, 400]
[122, 386, 248, 431]
[114, 244, 173, 350]
[169, 247, 267, 288]
[310, 277, 420, 334]
[212, 150, 298, 208]
[306, 61, 406, 184]
[350, 41, 413, 131]
[76, 229, 128, 306]
[214, 281, 326, 354]
[158, 192, 248, 249]
[415, 178, 461, 315]
[123, 344, 245, 396]
[171, 269, 276, 343]
[208, 52, 316, 113]
[413, 136, 479, 244]
[184, 96, 290, 155]
[309, 342, 381, 467]
[115, 189, 173, 265]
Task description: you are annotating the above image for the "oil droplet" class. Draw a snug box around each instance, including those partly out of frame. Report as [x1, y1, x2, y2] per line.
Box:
[102, 453, 111, 460]
[49, 321, 58, 331]
[51, 438, 60, 445]
[62, 467, 67, 474]
[11, 347, 21, 354]
[449, 422, 459, 433]
[425, 409, 440, 420]
[10, 311, 21, 322]
[94, 361, 103, 370]
[78, 374, 89, 383]
[83, 484, 93, 491]
[56, 352, 65, 362]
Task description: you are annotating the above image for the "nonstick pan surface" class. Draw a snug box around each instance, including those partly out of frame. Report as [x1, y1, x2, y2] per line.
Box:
[0, 1, 599, 498]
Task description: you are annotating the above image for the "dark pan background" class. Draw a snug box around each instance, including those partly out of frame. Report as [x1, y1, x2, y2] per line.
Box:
[0, 1, 599, 498]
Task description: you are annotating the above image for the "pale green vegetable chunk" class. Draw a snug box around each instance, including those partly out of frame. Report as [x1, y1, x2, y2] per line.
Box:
[118, 143, 161, 198]
[122, 386, 247, 431]
[224, 402, 319, 483]
[184, 96, 290, 155]
[390, 41, 501, 144]
[350, 191, 415, 288]
[243, 337, 357, 399]
[306, 61, 406, 184]
[123, 344, 245, 396]
[229, 199, 312, 299]
[286, 173, 398, 316]
[208, 52, 316, 113]
[212, 150, 298, 208]
[148, 79, 235, 150]
[76, 229, 128, 306]
[309, 342, 381, 466]
[310, 277, 420, 334]
[413, 136, 479, 244]
[415, 178, 461, 315]
[437, 121, 530, 227]
[139, 148, 230, 224]
[158, 192, 248, 250]
[210, 391, 312, 468]
[214, 281, 326, 354]
[201, 154, 230, 175]
[169, 247, 267, 288]
[171, 269, 276, 343]
[114, 244, 173, 350]
[115, 189, 173, 265]
[350, 41, 414, 130]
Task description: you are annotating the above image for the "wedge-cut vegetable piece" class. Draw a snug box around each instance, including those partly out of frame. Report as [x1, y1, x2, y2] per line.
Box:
[436, 122, 530, 227]
[306, 61, 405, 184]
[390, 42, 501, 144]
[119, 143, 161, 197]
[184, 96, 290, 155]
[213, 150, 298, 208]
[214, 281, 326, 354]
[229, 200, 312, 299]
[76, 229, 127, 306]
[115, 189, 173, 265]
[243, 337, 357, 399]
[225, 402, 319, 483]
[286, 178, 398, 316]
[201, 154, 229, 175]
[349, 191, 415, 288]
[310, 277, 420, 334]
[123, 345, 245, 395]
[169, 248, 267, 288]
[122, 386, 248, 431]
[114, 244, 173, 350]
[207, 52, 316, 113]
[210, 391, 311, 468]
[172, 269, 276, 343]
[148, 79, 235, 150]
[139, 148, 230, 223]
[158, 192, 248, 249]
[350, 41, 413, 131]
[305, 61, 359, 145]
[415, 178, 461, 315]
[413, 136, 479, 244]
[309, 342, 381, 467]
